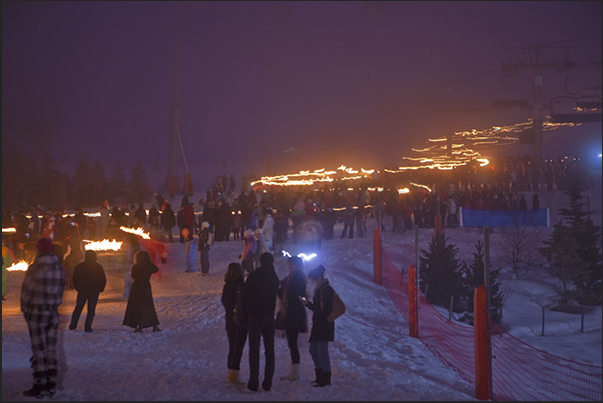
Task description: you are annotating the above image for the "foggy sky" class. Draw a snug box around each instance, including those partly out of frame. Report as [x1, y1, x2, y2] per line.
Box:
[2, 1, 601, 176]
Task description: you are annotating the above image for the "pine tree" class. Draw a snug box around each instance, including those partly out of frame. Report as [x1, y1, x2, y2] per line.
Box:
[109, 161, 128, 201]
[90, 161, 108, 208]
[419, 232, 464, 310]
[72, 156, 92, 208]
[128, 159, 150, 204]
[541, 170, 602, 306]
[460, 241, 504, 325]
[539, 221, 590, 310]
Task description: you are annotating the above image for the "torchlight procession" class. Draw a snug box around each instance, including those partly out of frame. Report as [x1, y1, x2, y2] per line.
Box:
[250, 118, 576, 189]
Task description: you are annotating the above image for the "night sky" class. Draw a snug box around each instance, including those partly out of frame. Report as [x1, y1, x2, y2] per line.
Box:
[2, 1, 601, 177]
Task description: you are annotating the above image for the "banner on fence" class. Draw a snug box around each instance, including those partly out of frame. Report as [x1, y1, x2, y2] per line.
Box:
[459, 207, 549, 227]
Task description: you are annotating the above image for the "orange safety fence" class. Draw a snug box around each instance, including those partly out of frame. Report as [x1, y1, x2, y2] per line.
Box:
[381, 246, 603, 401]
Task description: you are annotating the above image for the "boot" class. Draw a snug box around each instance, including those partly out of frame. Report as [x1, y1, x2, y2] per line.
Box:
[23, 373, 47, 399]
[47, 369, 58, 397]
[226, 369, 246, 387]
[313, 370, 331, 387]
[321, 371, 331, 386]
[310, 368, 322, 386]
[280, 363, 300, 381]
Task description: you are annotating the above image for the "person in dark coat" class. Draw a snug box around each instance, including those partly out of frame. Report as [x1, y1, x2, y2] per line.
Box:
[518, 194, 528, 211]
[198, 221, 212, 276]
[532, 193, 540, 210]
[278, 256, 308, 381]
[177, 196, 195, 243]
[221, 262, 248, 387]
[240, 252, 280, 392]
[69, 250, 107, 332]
[134, 204, 147, 227]
[160, 202, 176, 243]
[62, 223, 85, 290]
[301, 264, 335, 387]
[122, 250, 161, 333]
[340, 204, 355, 239]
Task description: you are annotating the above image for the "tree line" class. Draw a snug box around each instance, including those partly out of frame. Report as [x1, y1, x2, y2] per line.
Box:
[2, 150, 152, 212]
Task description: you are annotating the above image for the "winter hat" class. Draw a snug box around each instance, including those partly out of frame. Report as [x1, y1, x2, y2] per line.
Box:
[308, 264, 326, 280]
[259, 252, 274, 267]
[201, 221, 210, 229]
[84, 250, 98, 262]
[36, 237, 54, 255]
[244, 229, 254, 238]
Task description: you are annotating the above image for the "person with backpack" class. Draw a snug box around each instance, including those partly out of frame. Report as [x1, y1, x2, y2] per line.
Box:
[300, 264, 335, 387]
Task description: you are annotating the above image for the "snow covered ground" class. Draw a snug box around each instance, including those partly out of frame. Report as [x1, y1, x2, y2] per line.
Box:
[2, 177, 601, 401]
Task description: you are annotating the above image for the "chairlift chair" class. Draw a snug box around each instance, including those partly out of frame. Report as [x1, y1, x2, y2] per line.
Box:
[550, 96, 602, 123]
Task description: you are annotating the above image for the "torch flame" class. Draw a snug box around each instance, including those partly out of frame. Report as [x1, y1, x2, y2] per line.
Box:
[120, 226, 151, 239]
[7, 261, 29, 271]
[84, 239, 123, 251]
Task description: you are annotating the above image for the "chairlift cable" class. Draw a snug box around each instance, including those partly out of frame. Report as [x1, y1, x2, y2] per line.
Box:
[175, 122, 190, 174]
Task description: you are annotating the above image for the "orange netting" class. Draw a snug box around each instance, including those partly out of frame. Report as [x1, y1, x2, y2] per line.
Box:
[382, 246, 602, 401]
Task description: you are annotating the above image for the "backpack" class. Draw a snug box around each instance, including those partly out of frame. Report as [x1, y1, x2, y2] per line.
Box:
[321, 286, 346, 322]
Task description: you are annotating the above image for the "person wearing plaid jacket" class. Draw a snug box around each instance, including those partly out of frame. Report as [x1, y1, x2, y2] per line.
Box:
[20, 237, 66, 398]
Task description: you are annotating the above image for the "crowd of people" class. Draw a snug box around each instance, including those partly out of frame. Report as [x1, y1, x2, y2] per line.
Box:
[2, 153, 594, 396]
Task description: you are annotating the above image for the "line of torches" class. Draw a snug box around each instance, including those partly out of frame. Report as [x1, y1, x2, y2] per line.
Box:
[4, 226, 150, 271]
[251, 118, 575, 190]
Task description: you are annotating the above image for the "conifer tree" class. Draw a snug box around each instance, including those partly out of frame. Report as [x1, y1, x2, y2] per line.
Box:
[419, 231, 464, 310]
[540, 170, 602, 306]
[90, 161, 108, 207]
[109, 161, 128, 201]
[128, 159, 150, 204]
[73, 156, 92, 207]
[540, 221, 590, 310]
[460, 241, 504, 325]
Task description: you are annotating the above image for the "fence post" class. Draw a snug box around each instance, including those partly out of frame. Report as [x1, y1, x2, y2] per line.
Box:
[373, 228, 382, 285]
[474, 285, 491, 400]
[408, 265, 419, 339]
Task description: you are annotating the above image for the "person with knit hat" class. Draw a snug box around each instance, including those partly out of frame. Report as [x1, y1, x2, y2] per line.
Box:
[20, 237, 66, 398]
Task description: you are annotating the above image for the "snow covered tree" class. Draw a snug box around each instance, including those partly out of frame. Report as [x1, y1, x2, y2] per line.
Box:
[459, 241, 504, 325]
[419, 231, 464, 310]
[128, 159, 150, 204]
